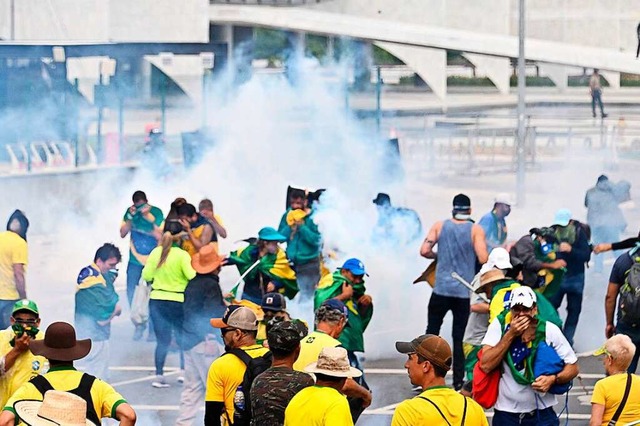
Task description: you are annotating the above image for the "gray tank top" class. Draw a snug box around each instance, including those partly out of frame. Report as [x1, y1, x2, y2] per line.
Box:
[434, 219, 476, 298]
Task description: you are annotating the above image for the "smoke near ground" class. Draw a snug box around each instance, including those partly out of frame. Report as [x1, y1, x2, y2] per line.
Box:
[3, 59, 639, 368]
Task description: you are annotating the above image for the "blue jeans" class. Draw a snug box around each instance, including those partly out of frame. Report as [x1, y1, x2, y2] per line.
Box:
[150, 299, 184, 376]
[591, 226, 623, 272]
[616, 321, 640, 373]
[493, 407, 559, 426]
[591, 89, 605, 117]
[548, 273, 584, 346]
[293, 257, 321, 301]
[0, 300, 19, 329]
[126, 262, 144, 307]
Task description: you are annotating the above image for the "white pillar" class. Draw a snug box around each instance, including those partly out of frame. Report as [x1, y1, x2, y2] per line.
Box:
[463, 53, 511, 95]
[375, 42, 447, 101]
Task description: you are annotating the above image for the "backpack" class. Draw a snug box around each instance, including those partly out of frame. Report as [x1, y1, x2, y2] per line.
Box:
[225, 348, 273, 426]
[30, 373, 100, 426]
[619, 256, 640, 325]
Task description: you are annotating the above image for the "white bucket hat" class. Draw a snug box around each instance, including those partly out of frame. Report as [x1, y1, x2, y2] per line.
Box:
[305, 347, 363, 378]
[14, 390, 95, 426]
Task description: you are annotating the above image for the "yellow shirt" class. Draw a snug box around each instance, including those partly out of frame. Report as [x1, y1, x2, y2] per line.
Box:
[591, 373, 640, 425]
[391, 386, 489, 426]
[0, 232, 27, 300]
[3, 366, 126, 419]
[205, 344, 270, 425]
[293, 331, 341, 372]
[0, 328, 47, 407]
[284, 385, 353, 426]
[142, 246, 196, 302]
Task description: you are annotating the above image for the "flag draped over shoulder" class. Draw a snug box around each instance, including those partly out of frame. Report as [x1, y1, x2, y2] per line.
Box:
[534, 244, 565, 297]
[228, 244, 299, 300]
[314, 270, 373, 353]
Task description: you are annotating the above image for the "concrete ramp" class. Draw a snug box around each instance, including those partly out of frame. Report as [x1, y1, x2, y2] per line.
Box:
[210, 4, 640, 75]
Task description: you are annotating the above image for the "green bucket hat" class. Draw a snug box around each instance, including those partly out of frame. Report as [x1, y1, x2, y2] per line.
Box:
[258, 227, 287, 242]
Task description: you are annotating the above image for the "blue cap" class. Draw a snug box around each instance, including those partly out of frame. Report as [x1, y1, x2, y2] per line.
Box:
[261, 292, 287, 312]
[552, 209, 572, 227]
[258, 227, 287, 242]
[320, 298, 349, 318]
[341, 258, 368, 276]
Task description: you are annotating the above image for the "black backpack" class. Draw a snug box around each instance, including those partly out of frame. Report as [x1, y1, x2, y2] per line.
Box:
[30, 373, 100, 426]
[225, 348, 273, 426]
[620, 255, 640, 325]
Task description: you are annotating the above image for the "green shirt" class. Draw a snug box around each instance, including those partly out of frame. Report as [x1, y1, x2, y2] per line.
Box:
[142, 245, 196, 302]
[122, 205, 164, 266]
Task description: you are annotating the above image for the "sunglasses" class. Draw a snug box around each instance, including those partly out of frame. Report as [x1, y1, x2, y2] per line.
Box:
[221, 327, 237, 335]
[12, 317, 38, 326]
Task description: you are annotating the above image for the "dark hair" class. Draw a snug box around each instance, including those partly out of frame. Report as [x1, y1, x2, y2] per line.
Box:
[132, 191, 147, 203]
[417, 354, 448, 378]
[270, 346, 296, 358]
[163, 220, 183, 235]
[177, 203, 197, 217]
[315, 373, 346, 383]
[199, 198, 213, 211]
[94, 243, 122, 263]
[13, 309, 38, 319]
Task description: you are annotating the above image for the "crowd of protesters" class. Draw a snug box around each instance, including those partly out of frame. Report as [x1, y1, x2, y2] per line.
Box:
[0, 173, 639, 425]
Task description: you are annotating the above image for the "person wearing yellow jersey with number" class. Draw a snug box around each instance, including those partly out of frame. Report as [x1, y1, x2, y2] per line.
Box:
[142, 220, 196, 388]
[0, 300, 47, 407]
[394, 334, 488, 426]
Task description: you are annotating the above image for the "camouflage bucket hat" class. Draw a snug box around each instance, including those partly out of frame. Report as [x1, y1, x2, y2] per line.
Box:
[267, 320, 308, 352]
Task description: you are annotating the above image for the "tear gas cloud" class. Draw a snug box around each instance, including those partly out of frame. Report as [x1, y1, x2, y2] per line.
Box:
[3, 55, 639, 368]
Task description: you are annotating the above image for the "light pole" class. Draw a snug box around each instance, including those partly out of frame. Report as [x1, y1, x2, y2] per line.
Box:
[516, 0, 526, 206]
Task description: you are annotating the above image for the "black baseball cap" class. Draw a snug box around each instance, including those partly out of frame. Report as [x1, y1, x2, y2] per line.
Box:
[261, 293, 287, 312]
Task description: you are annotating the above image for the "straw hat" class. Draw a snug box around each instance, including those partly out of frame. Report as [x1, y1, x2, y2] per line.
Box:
[191, 244, 224, 274]
[473, 269, 507, 294]
[304, 347, 362, 378]
[14, 390, 95, 426]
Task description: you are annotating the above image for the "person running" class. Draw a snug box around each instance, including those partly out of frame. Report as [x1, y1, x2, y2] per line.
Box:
[420, 193, 488, 390]
[142, 220, 196, 388]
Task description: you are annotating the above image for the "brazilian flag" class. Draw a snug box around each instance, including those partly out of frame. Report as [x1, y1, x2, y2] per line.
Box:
[228, 244, 299, 300]
[314, 270, 373, 353]
[534, 243, 565, 297]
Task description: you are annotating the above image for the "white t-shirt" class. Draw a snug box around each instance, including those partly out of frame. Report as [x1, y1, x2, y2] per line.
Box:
[481, 318, 577, 413]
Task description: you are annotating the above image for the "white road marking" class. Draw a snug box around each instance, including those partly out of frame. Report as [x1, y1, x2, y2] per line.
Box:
[111, 370, 179, 387]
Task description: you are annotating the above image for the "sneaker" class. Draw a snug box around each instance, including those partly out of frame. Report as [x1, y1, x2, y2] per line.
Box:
[602, 113, 609, 118]
[177, 370, 185, 384]
[151, 376, 170, 388]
